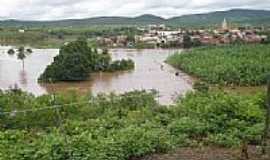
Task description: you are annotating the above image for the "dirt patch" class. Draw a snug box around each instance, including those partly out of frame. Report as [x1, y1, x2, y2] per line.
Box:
[135, 146, 269, 160]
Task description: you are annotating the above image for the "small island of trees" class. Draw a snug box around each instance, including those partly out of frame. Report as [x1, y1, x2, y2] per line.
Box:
[39, 39, 134, 82]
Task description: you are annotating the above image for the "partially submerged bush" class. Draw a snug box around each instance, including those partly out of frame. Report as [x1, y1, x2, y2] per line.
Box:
[107, 59, 135, 72]
[39, 39, 135, 82]
[39, 39, 97, 81]
[7, 49, 15, 55]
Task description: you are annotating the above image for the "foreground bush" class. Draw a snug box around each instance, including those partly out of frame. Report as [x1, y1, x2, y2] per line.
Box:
[0, 89, 266, 159]
[167, 44, 270, 86]
[173, 91, 265, 147]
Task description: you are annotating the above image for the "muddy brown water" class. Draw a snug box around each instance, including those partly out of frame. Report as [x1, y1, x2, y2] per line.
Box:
[0, 47, 193, 104]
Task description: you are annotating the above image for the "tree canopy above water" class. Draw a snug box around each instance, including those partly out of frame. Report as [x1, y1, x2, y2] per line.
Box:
[7, 46, 32, 70]
[39, 39, 134, 82]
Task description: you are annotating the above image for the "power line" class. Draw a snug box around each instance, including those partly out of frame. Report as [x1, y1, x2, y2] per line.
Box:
[0, 93, 156, 116]
[0, 101, 91, 116]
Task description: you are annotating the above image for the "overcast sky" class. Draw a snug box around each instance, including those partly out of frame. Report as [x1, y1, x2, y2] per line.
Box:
[0, 0, 270, 20]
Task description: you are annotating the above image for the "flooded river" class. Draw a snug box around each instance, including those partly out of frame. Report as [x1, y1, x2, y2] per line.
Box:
[0, 47, 193, 104]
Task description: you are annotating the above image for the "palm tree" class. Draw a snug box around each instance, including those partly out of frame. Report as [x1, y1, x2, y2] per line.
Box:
[15, 47, 32, 70]
[7, 47, 32, 69]
[17, 47, 26, 69]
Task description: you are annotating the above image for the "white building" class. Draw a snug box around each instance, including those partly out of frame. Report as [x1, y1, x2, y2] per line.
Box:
[18, 29, 25, 33]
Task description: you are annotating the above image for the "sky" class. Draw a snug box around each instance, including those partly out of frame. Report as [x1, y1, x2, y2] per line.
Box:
[0, 0, 270, 20]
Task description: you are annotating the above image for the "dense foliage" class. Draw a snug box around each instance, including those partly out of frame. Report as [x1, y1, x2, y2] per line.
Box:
[167, 44, 270, 86]
[39, 39, 134, 82]
[39, 39, 96, 81]
[0, 88, 266, 159]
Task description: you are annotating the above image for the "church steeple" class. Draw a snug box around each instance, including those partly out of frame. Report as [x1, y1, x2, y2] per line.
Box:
[222, 18, 228, 30]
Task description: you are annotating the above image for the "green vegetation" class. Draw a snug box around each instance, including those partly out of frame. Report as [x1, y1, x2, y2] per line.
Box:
[181, 34, 202, 49]
[17, 47, 32, 69]
[107, 59, 135, 72]
[167, 44, 270, 86]
[0, 27, 141, 48]
[168, 9, 270, 27]
[38, 39, 134, 82]
[0, 88, 266, 159]
[7, 49, 15, 55]
[134, 42, 156, 49]
[260, 31, 270, 44]
[39, 39, 97, 81]
[0, 28, 70, 48]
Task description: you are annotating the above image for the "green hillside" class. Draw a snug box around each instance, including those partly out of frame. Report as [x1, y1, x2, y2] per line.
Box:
[0, 9, 270, 27]
[168, 9, 270, 27]
[0, 15, 165, 27]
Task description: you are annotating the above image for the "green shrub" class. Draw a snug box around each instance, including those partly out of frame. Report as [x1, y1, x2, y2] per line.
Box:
[193, 82, 209, 92]
[168, 117, 209, 138]
[173, 91, 265, 146]
[39, 39, 96, 81]
[107, 59, 135, 72]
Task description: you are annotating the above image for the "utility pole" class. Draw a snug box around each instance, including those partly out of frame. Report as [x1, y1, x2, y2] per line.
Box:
[49, 78, 62, 128]
[262, 76, 270, 157]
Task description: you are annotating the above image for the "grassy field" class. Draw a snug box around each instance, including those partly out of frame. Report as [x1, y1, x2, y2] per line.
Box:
[0, 28, 75, 48]
[0, 26, 140, 48]
[167, 44, 270, 86]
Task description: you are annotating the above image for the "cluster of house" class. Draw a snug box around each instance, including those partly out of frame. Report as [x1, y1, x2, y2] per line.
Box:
[136, 19, 268, 47]
[135, 25, 182, 47]
[96, 19, 269, 48]
[96, 35, 132, 47]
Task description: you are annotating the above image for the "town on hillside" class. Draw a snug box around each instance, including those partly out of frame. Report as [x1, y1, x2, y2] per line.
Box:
[97, 19, 269, 48]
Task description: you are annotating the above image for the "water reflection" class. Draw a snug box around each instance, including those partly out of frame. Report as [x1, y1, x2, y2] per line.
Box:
[19, 70, 28, 87]
[0, 47, 193, 104]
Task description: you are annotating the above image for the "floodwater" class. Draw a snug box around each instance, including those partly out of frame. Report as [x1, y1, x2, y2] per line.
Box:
[0, 47, 193, 104]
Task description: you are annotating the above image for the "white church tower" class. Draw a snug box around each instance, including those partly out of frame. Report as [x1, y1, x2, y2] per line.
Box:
[222, 18, 228, 30]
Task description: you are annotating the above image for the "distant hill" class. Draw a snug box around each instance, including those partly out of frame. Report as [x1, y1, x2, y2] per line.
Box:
[0, 9, 270, 27]
[0, 14, 165, 27]
[168, 9, 270, 27]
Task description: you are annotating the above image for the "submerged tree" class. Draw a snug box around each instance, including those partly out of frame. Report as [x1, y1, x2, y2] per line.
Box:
[102, 48, 109, 55]
[17, 47, 32, 70]
[39, 39, 98, 82]
[183, 34, 192, 49]
[7, 49, 15, 55]
[39, 39, 135, 82]
[17, 47, 26, 69]
[7, 47, 32, 70]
